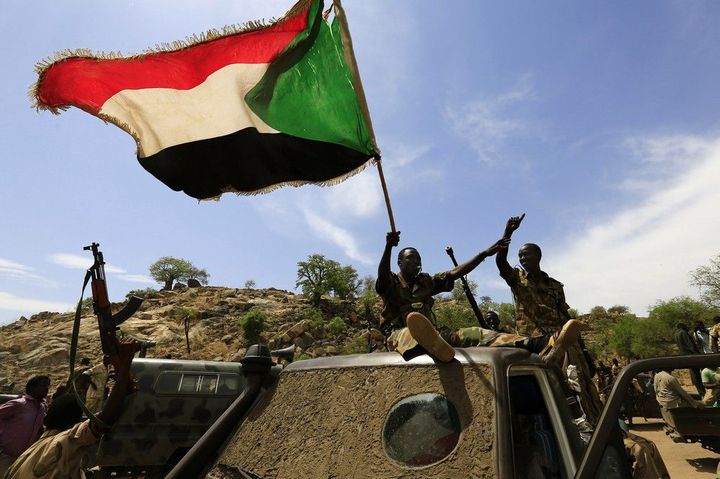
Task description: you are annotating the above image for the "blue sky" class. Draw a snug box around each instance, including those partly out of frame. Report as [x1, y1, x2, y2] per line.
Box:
[1, 0, 719, 324]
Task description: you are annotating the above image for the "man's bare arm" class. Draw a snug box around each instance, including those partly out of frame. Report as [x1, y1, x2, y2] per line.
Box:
[376, 232, 400, 294]
[670, 375, 704, 409]
[448, 238, 510, 281]
[496, 214, 524, 280]
[95, 339, 140, 430]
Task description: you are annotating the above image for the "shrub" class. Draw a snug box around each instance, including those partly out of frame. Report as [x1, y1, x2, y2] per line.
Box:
[434, 303, 475, 331]
[239, 310, 267, 345]
[125, 287, 158, 299]
[327, 317, 346, 336]
[244, 280, 256, 289]
[301, 307, 325, 334]
[342, 335, 368, 355]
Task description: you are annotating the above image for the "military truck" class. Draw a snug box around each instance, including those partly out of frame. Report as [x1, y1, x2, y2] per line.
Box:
[163, 347, 720, 478]
[90, 357, 281, 477]
[661, 404, 720, 453]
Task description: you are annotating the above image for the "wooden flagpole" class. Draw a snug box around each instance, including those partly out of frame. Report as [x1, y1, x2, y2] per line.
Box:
[333, 0, 397, 233]
[375, 157, 396, 233]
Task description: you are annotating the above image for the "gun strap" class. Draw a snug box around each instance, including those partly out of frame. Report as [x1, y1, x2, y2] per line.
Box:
[68, 270, 109, 430]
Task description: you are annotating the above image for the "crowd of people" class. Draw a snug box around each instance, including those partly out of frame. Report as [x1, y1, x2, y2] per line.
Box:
[0, 342, 138, 478]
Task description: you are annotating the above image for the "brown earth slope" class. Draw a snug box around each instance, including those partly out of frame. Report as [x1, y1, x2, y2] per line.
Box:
[0, 286, 382, 394]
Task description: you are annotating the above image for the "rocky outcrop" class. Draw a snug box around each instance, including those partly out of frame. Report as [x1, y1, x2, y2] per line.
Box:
[0, 287, 383, 394]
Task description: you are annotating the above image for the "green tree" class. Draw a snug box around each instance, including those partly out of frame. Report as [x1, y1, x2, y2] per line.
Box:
[434, 302, 476, 331]
[358, 275, 377, 297]
[296, 254, 359, 304]
[648, 296, 718, 330]
[608, 305, 631, 317]
[149, 257, 209, 290]
[244, 279, 256, 289]
[328, 265, 360, 298]
[239, 310, 267, 345]
[589, 306, 609, 322]
[451, 279, 479, 301]
[608, 315, 636, 358]
[496, 303, 516, 331]
[690, 253, 720, 307]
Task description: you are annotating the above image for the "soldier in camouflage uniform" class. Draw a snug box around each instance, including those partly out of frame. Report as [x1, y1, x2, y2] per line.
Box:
[374, 231, 583, 367]
[496, 214, 603, 425]
[376, 231, 508, 362]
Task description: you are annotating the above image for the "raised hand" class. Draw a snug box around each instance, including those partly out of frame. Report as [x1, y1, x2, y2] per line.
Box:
[504, 213, 525, 238]
[386, 231, 400, 248]
[484, 237, 511, 257]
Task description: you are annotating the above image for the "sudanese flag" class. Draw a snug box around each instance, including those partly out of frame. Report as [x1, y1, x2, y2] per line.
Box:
[32, 0, 378, 200]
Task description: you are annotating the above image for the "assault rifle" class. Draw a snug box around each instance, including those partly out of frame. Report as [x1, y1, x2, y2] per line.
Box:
[84, 243, 143, 390]
[445, 246, 491, 330]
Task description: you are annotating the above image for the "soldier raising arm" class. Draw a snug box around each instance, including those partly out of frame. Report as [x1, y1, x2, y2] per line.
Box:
[496, 214, 525, 281]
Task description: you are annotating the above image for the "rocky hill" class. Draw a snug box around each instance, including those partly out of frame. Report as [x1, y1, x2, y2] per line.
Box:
[0, 286, 385, 395]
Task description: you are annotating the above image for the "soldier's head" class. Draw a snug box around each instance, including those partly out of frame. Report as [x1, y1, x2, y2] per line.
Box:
[25, 375, 50, 401]
[397, 247, 422, 281]
[45, 394, 83, 431]
[518, 243, 542, 273]
[486, 310, 500, 330]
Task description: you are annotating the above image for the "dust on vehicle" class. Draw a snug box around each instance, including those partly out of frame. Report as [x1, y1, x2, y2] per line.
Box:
[93, 358, 248, 475]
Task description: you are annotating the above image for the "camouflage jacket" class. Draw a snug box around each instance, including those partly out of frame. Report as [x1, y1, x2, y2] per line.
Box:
[378, 271, 454, 330]
[505, 267, 570, 336]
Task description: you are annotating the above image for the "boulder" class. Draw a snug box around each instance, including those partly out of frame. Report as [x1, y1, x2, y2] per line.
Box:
[19, 347, 68, 367]
[187, 278, 202, 288]
[286, 320, 312, 340]
[173, 282, 187, 291]
[230, 348, 246, 363]
[292, 332, 315, 349]
[221, 334, 234, 345]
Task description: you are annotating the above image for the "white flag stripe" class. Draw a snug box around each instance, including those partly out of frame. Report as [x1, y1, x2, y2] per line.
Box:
[100, 63, 278, 158]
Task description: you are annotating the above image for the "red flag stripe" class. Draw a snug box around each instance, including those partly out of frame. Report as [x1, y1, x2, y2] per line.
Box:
[37, 6, 309, 114]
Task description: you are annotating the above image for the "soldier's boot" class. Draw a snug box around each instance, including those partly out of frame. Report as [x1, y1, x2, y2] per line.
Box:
[543, 319, 583, 368]
[406, 312, 455, 363]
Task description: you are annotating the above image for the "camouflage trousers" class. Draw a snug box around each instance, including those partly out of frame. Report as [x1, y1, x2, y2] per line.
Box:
[387, 326, 539, 359]
[567, 343, 603, 426]
[448, 327, 528, 349]
[387, 328, 420, 358]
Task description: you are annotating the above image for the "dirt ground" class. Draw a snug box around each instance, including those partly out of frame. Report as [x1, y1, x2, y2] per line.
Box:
[629, 418, 719, 478]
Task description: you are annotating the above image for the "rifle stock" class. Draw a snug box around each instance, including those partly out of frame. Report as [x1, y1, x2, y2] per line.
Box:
[445, 246, 490, 330]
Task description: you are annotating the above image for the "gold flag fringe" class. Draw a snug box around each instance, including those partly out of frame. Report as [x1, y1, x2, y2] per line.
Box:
[29, 0, 314, 114]
[203, 157, 372, 201]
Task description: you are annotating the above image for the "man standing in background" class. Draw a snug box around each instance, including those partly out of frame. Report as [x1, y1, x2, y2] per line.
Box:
[0, 376, 50, 476]
[674, 323, 705, 396]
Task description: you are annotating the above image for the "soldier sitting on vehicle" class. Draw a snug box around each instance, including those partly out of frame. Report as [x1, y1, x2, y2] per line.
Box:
[496, 214, 603, 425]
[375, 230, 583, 367]
[4, 339, 139, 479]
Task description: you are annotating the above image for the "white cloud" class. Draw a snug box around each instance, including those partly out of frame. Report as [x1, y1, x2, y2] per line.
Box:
[115, 274, 156, 284]
[47, 253, 126, 274]
[326, 168, 383, 218]
[0, 291, 70, 313]
[445, 76, 535, 163]
[302, 209, 372, 265]
[550, 134, 720, 315]
[0, 257, 57, 286]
